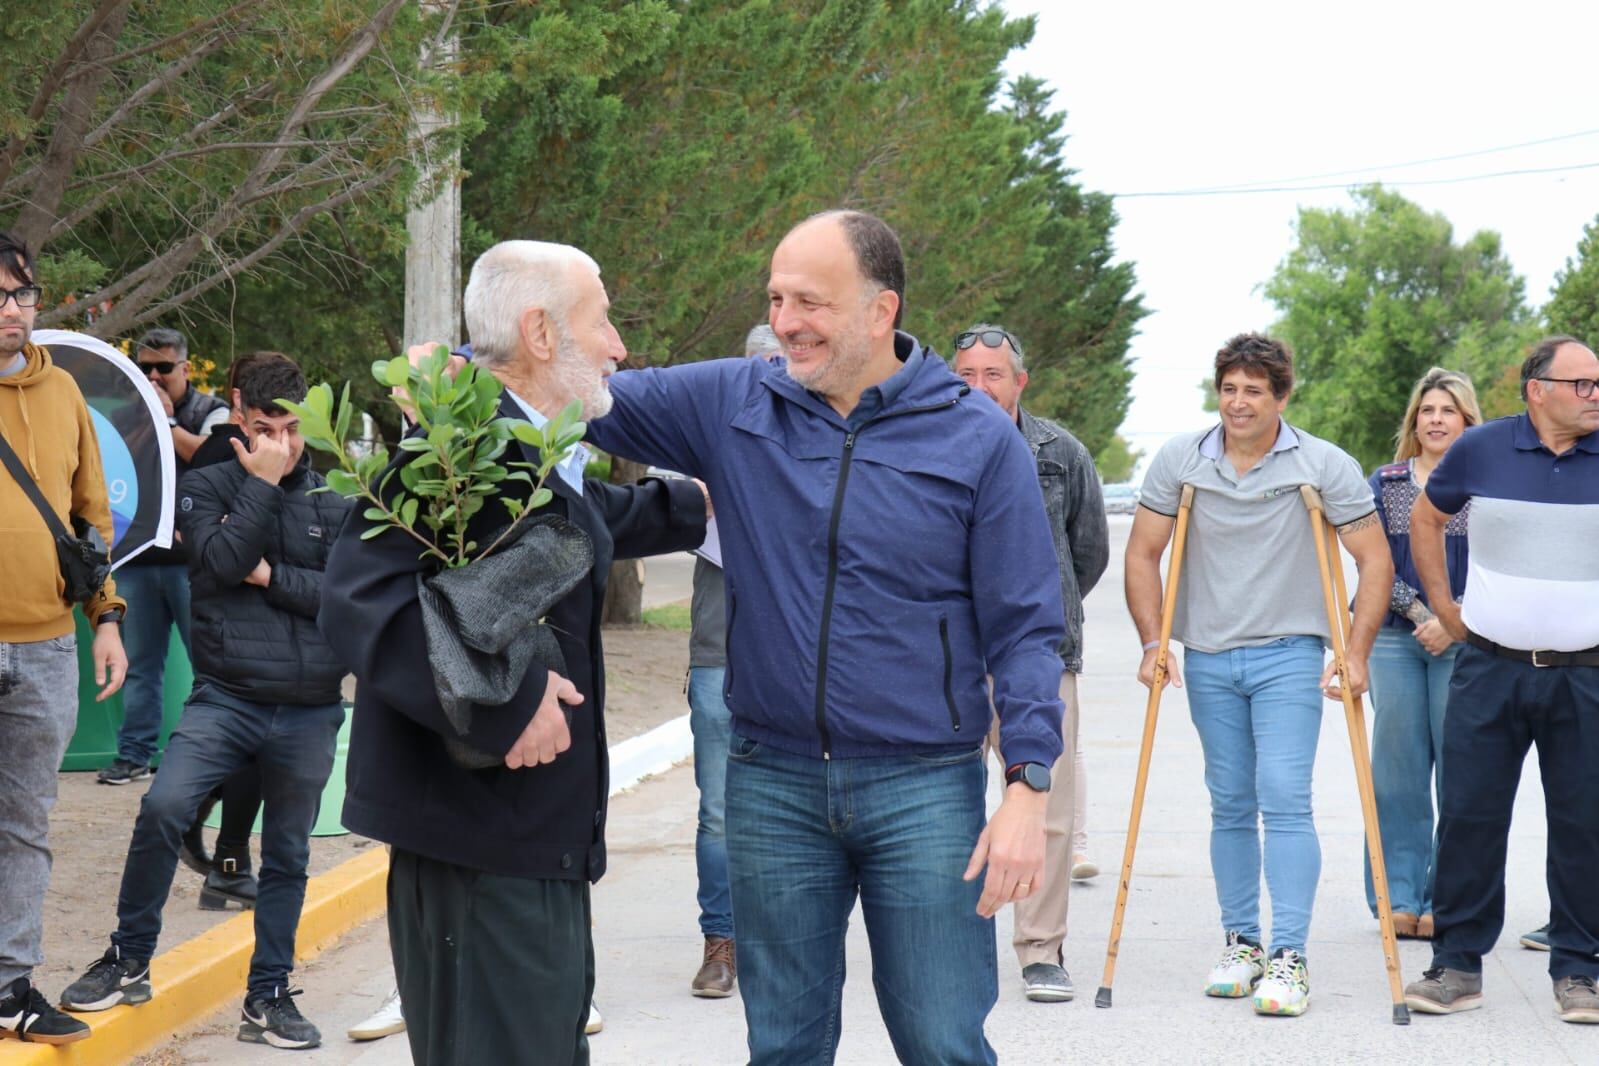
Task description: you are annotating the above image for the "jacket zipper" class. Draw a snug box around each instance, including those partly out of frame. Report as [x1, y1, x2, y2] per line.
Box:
[811, 394, 963, 758]
[813, 431, 855, 758]
[938, 617, 961, 732]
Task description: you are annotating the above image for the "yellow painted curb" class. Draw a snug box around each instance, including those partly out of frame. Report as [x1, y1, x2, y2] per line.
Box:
[0, 846, 389, 1064]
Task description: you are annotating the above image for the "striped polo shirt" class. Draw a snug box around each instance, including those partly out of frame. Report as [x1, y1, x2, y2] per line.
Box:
[1425, 413, 1599, 652]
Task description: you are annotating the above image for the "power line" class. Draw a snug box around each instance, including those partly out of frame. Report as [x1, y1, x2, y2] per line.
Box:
[1114, 160, 1599, 199]
[1166, 126, 1599, 194]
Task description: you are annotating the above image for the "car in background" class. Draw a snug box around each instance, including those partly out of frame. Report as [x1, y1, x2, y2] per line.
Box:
[1102, 482, 1140, 515]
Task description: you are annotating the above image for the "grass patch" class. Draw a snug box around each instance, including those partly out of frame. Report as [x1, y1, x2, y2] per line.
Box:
[641, 602, 691, 630]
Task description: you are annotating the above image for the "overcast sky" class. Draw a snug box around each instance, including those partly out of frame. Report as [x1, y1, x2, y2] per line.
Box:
[1001, 0, 1599, 469]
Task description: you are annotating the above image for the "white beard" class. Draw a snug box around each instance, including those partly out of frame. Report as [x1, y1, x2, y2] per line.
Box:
[552, 330, 613, 419]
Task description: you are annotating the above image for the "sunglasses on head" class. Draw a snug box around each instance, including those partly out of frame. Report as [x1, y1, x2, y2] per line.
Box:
[137, 360, 179, 375]
[953, 328, 1019, 352]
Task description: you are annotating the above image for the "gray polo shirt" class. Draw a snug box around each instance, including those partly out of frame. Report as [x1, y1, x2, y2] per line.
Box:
[1139, 420, 1374, 653]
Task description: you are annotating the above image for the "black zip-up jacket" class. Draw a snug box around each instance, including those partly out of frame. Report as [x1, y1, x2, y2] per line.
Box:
[319, 396, 707, 882]
[177, 455, 350, 706]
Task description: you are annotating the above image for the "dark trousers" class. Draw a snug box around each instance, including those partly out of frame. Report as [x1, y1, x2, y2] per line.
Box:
[111, 685, 343, 996]
[1431, 645, 1599, 981]
[389, 849, 593, 1066]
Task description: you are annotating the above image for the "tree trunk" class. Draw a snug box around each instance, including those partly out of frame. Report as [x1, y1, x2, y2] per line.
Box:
[600, 455, 649, 624]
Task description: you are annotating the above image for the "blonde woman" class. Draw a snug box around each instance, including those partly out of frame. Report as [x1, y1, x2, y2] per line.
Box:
[1364, 368, 1480, 939]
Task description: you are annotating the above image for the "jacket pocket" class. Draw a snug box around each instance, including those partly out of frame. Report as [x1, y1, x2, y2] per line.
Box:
[938, 616, 961, 734]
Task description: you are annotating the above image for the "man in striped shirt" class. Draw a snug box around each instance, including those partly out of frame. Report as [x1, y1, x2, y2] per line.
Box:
[1402, 335, 1599, 1024]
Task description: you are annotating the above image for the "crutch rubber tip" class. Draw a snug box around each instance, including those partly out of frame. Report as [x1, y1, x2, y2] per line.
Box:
[1094, 987, 1113, 1009]
[1392, 1003, 1411, 1026]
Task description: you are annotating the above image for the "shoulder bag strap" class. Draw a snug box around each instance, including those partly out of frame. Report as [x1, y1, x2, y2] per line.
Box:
[0, 428, 72, 540]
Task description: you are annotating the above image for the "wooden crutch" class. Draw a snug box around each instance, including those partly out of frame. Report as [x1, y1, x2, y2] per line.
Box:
[1096, 483, 1194, 1009]
[1299, 485, 1410, 1025]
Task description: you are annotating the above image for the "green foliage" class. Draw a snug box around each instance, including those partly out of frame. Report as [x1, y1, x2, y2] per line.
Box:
[640, 602, 692, 631]
[1093, 434, 1142, 484]
[1546, 215, 1599, 348]
[280, 346, 585, 568]
[1264, 186, 1532, 470]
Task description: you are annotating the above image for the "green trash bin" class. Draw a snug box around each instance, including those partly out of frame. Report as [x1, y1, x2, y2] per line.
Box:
[61, 606, 194, 772]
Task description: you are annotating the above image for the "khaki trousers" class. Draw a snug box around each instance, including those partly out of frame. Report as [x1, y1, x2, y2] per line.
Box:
[986, 672, 1080, 968]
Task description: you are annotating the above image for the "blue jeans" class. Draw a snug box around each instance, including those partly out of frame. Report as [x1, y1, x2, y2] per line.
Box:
[115, 563, 192, 764]
[1184, 637, 1325, 954]
[725, 735, 996, 1065]
[1364, 627, 1456, 916]
[688, 667, 733, 939]
[111, 685, 343, 997]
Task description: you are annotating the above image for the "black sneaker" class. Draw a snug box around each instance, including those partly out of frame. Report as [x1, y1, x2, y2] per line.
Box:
[0, 978, 90, 1045]
[59, 946, 152, 1012]
[96, 758, 152, 785]
[240, 988, 321, 1050]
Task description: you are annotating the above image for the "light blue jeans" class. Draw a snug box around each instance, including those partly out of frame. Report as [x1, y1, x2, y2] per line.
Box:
[1184, 636, 1325, 954]
[116, 563, 192, 765]
[687, 666, 733, 939]
[1364, 627, 1456, 916]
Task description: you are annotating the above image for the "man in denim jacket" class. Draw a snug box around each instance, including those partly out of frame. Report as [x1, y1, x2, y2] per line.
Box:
[954, 324, 1108, 1003]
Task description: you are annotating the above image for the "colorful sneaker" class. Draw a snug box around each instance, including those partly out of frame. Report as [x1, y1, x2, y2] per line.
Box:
[1204, 932, 1265, 998]
[0, 978, 90, 1045]
[1554, 975, 1599, 1024]
[1521, 923, 1552, 951]
[1253, 948, 1310, 1016]
[239, 988, 320, 1049]
[59, 946, 152, 1012]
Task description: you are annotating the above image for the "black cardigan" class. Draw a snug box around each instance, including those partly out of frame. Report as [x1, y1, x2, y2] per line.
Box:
[319, 404, 706, 881]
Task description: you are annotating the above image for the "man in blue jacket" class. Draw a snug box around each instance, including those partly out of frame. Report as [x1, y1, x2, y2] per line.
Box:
[586, 210, 1065, 1064]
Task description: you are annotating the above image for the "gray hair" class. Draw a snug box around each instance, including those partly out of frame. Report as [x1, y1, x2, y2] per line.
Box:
[962, 322, 1026, 376]
[137, 327, 187, 361]
[744, 323, 782, 358]
[1520, 334, 1585, 401]
[464, 241, 600, 368]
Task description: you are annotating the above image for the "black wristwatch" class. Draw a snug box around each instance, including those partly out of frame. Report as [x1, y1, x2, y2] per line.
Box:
[97, 607, 125, 627]
[1005, 762, 1051, 793]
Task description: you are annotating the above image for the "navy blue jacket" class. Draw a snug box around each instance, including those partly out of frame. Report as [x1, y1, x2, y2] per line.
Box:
[587, 334, 1066, 768]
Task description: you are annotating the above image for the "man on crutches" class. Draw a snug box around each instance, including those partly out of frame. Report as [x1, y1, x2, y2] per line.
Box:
[1124, 333, 1392, 1016]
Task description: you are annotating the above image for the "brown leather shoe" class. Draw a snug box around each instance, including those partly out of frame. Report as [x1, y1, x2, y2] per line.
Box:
[690, 936, 736, 998]
[1416, 913, 1435, 939]
[1390, 912, 1419, 938]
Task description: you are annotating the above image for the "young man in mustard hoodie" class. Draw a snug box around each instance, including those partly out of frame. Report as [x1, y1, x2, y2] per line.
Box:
[0, 231, 127, 1045]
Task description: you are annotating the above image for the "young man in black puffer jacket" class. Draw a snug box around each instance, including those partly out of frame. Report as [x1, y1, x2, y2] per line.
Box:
[61, 357, 351, 1051]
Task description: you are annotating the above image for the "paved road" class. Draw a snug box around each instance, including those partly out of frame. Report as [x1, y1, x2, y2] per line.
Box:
[150, 518, 1586, 1064]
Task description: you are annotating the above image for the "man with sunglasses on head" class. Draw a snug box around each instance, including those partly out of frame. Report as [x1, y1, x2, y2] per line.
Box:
[952, 324, 1109, 1004]
[1404, 335, 1599, 1025]
[96, 328, 229, 787]
[0, 229, 127, 1046]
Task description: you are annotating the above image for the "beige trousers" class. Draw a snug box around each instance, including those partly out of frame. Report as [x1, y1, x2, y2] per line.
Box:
[986, 672, 1080, 968]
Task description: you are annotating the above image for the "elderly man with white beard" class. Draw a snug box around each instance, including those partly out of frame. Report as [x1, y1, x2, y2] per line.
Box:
[318, 241, 709, 1065]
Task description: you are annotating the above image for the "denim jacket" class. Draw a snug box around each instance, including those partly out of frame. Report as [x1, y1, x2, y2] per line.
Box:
[1020, 407, 1109, 672]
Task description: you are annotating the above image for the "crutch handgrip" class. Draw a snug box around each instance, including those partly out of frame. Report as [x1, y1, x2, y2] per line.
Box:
[1298, 484, 1324, 513]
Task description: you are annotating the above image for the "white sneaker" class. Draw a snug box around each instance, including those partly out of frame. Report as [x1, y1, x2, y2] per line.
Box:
[585, 999, 603, 1035]
[1070, 855, 1100, 881]
[1203, 932, 1265, 998]
[1253, 949, 1310, 1017]
[347, 988, 404, 1041]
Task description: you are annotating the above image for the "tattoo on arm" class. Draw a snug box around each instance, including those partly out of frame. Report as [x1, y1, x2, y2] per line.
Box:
[1336, 512, 1379, 535]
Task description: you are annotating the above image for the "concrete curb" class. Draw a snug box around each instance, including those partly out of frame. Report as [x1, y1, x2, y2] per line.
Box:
[0, 717, 694, 1064]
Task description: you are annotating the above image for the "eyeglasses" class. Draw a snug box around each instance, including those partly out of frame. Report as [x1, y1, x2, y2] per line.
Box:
[137, 360, 180, 375]
[0, 285, 42, 309]
[1536, 377, 1599, 399]
[954, 328, 1020, 353]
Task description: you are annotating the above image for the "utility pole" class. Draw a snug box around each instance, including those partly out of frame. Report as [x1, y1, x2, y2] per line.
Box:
[404, 1, 460, 349]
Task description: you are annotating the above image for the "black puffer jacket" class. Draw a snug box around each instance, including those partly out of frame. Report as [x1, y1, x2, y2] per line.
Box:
[177, 456, 350, 705]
